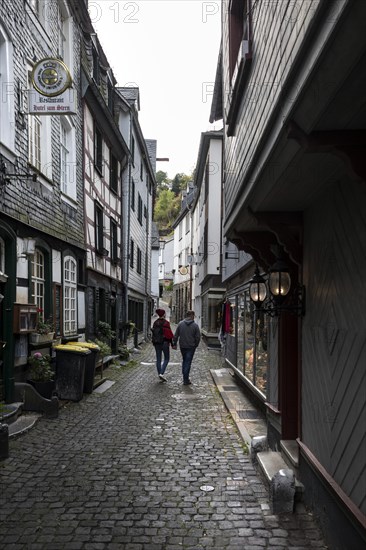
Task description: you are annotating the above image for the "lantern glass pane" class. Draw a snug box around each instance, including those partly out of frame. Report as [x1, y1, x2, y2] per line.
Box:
[269, 271, 291, 296]
[250, 281, 267, 303]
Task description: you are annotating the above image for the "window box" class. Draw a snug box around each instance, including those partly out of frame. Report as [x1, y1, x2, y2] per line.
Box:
[13, 304, 38, 334]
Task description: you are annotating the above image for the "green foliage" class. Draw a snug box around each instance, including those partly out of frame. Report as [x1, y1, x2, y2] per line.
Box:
[118, 344, 130, 360]
[154, 189, 181, 231]
[97, 321, 116, 343]
[171, 173, 191, 196]
[94, 339, 111, 358]
[154, 171, 193, 232]
[156, 170, 168, 185]
[36, 308, 54, 335]
[27, 352, 54, 382]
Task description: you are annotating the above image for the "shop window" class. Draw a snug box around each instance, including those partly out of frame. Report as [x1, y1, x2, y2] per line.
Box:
[202, 292, 225, 333]
[238, 290, 268, 396]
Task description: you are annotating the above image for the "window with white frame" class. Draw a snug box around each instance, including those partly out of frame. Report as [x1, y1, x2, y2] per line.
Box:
[28, 114, 41, 171]
[57, 0, 73, 71]
[0, 24, 15, 151]
[60, 116, 76, 199]
[31, 249, 45, 311]
[64, 256, 77, 335]
[28, 68, 52, 178]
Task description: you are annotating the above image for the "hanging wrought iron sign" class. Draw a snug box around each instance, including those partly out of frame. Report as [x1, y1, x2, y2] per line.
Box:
[28, 58, 76, 115]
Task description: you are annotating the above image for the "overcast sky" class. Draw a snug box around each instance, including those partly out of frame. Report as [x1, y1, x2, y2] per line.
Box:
[93, 0, 222, 179]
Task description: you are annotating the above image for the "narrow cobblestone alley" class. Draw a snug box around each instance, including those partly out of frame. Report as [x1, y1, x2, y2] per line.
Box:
[0, 342, 328, 549]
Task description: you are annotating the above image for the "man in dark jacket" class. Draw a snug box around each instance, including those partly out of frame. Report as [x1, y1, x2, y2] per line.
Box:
[174, 310, 201, 385]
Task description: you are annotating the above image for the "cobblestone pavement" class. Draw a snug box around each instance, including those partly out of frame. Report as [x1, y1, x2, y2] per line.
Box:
[0, 341, 328, 549]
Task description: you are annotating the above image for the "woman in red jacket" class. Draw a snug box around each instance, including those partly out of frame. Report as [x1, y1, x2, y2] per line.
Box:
[151, 308, 175, 382]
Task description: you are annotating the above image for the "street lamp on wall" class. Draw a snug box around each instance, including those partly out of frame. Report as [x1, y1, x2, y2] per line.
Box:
[249, 262, 305, 317]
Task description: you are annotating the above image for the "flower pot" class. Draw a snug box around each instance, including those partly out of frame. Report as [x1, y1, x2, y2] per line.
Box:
[30, 332, 54, 344]
[27, 379, 55, 399]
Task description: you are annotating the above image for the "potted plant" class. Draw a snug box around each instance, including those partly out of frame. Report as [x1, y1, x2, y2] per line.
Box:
[30, 308, 55, 343]
[118, 344, 130, 361]
[97, 321, 116, 343]
[27, 351, 55, 399]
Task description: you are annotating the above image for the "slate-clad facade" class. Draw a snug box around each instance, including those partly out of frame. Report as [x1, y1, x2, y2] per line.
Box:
[0, 0, 86, 401]
[211, 1, 366, 547]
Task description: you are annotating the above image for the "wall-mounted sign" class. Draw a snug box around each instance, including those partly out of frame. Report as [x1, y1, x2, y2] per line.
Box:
[28, 58, 75, 115]
[28, 88, 76, 115]
[178, 266, 189, 276]
[31, 58, 71, 97]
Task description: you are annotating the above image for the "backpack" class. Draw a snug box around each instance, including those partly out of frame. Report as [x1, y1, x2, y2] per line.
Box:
[151, 320, 165, 345]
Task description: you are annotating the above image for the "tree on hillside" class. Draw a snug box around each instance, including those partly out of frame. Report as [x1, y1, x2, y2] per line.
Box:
[156, 170, 168, 185]
[154, 189, 181, 231]
[171, 173, 191, 196]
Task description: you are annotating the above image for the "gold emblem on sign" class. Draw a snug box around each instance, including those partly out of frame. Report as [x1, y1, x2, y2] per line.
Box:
[31, 58, 72, 97]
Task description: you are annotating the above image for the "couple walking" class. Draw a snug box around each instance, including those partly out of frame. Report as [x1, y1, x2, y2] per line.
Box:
[152, 308, 200, 385]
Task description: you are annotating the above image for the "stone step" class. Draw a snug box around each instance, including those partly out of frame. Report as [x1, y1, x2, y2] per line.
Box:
[257, 451, 304, 495]
[280, 439, 299, 469]
[0, 402, 23, 425]
[8, 413, 42, 439]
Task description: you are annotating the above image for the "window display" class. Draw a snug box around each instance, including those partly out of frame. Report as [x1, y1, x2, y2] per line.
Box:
[201, 292, 225, 333]
[237, 290, 268, 396]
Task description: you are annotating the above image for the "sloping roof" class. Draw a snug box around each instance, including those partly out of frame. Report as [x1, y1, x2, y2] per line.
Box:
[209, 43, 223, 124]
[145, 139, 157, 174]
[118, 87, 140, 110]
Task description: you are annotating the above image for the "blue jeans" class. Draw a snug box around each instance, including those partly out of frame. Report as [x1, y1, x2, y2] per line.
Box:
[155, 341, 170, 375]
[180, 347, 195, 383]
